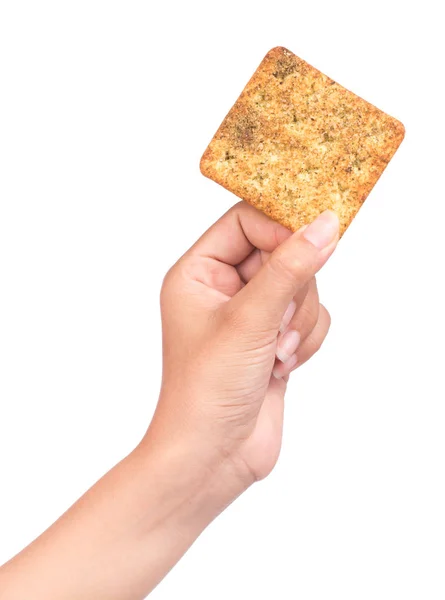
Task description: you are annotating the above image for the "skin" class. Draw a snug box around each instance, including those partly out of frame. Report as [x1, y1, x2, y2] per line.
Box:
[0, 203, 339, 599]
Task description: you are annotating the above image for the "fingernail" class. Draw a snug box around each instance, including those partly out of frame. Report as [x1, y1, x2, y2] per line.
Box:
[280, 300, 297, 334]
[273, 353, 298, 379]
[276, 330, 301, 363]
[303, 210, 339, 250]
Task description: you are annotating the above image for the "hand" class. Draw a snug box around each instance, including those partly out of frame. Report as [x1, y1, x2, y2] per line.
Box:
[0, 203, 339, 599]
[149, 202, 339, 486]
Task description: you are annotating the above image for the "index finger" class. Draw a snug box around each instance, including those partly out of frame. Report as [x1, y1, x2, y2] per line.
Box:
[187, 201, 292, 266]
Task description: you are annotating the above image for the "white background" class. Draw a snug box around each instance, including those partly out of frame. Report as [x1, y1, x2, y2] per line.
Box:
[0, 1, 444, 598]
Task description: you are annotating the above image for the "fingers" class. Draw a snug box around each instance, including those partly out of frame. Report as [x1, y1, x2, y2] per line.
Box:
[295, 304, 331, 368]
[227, 210, 339, 333]
[276, 329, 301, 364]
[273, 304, 331, 379]
[272, 353, 298, 379]
[285, 278, 319, 342]
[236, 248, 265, 284]
[188, 201, 292, 266]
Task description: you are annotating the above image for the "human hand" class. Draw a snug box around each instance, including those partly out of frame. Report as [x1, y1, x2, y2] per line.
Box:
[0, 203, 339, 600]
[148, 202, 339, 489]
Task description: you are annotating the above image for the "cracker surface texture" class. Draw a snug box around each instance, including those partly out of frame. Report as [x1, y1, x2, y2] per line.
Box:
[200, 47, 405, 236]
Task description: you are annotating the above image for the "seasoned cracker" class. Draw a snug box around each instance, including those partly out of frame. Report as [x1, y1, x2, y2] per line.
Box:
[200, 47, 405, 236]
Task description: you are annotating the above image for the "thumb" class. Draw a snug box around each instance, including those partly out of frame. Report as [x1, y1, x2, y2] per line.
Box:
[230, 210, 339, 331]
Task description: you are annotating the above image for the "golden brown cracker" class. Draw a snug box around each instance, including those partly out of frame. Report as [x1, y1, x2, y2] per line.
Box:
[200, 47, 405, 236]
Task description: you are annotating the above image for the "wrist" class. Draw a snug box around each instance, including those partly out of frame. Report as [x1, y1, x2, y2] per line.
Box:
[135, 424, 253, 530]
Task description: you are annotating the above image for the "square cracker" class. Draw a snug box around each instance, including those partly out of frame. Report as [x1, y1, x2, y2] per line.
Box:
[200, 47, 405, 236]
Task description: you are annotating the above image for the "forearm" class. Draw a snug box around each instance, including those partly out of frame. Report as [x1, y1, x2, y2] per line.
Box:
[0, 431, 247, 599]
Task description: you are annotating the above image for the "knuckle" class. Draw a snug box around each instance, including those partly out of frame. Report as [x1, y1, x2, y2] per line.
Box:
[160, 263, 180, 303]
[226, 201, 248, 222]
[309, 312, 331, 355]
[233, 200, 246, 212]
[312, 334, 324, 354]
[296, 301, 319, 333]
[320, 304, 331, 329]
[178, 255, 201, 278]
[161, 254, 199, 300]
[309, 276, 319, 298]
[303, 332, 323, 359]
